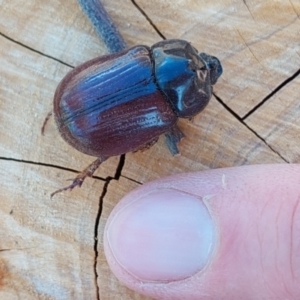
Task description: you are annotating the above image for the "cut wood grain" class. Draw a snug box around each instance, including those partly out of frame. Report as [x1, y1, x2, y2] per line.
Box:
[0, 160, 105, 299]
[245, 75, 300, 162]
[0, 0, 159, 66]
[0, 0, 299, 299]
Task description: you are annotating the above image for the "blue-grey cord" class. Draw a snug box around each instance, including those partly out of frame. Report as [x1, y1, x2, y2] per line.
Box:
[77, 0, 127, 53]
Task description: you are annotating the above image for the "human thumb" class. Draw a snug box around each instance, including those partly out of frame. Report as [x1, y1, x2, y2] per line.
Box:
[104, 164, 300, 300]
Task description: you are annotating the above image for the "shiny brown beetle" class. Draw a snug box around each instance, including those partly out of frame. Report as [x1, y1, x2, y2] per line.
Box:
[50, 39, 222, 196]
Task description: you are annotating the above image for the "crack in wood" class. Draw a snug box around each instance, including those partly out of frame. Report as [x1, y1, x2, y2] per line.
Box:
[242, 0, 255, 21]
[93, 179, 107, 300]
[114, 154, 126, 180]
[241, 122, 289, 163]
[242, 67, 300, 120]
[131, 0, 166, 40]
[0, 32, 74, 68]
[0, 156, 107, 181]
[121, 175, 142, 185]
[213, 93, 289, 163]
[0, 154, 126, 299]
[93, 154, 125, 300]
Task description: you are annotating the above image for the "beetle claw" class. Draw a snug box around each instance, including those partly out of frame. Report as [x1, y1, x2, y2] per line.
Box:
[50, 156, 107, 197]
[50, 177, 84, 198]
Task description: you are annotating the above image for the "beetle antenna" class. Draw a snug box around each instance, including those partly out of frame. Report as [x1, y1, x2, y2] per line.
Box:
[77, 0, 127, 53]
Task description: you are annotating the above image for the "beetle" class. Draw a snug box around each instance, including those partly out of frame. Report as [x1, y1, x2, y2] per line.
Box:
[50, 38, 222, 196]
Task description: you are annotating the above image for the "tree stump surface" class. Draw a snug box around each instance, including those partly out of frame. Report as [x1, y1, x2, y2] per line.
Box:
[0, 0, 299, 299]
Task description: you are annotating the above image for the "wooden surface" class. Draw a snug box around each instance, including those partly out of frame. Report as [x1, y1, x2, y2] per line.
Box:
[0, 0, 299, 299]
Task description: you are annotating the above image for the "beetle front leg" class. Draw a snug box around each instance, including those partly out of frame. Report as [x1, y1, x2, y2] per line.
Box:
[164, 125, 185, 156]
[51, 156, 107, 197]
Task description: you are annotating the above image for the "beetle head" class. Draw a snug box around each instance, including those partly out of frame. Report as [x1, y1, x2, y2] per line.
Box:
[151, 39, 222, 118]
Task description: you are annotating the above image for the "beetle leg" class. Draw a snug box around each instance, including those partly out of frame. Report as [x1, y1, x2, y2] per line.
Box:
[164, 125, 185, 155]
[51, 156, 107, 197]
[41, 111, 53, 135]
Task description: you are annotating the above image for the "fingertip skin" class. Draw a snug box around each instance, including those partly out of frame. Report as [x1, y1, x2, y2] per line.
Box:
[104, 164, 300, 300]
